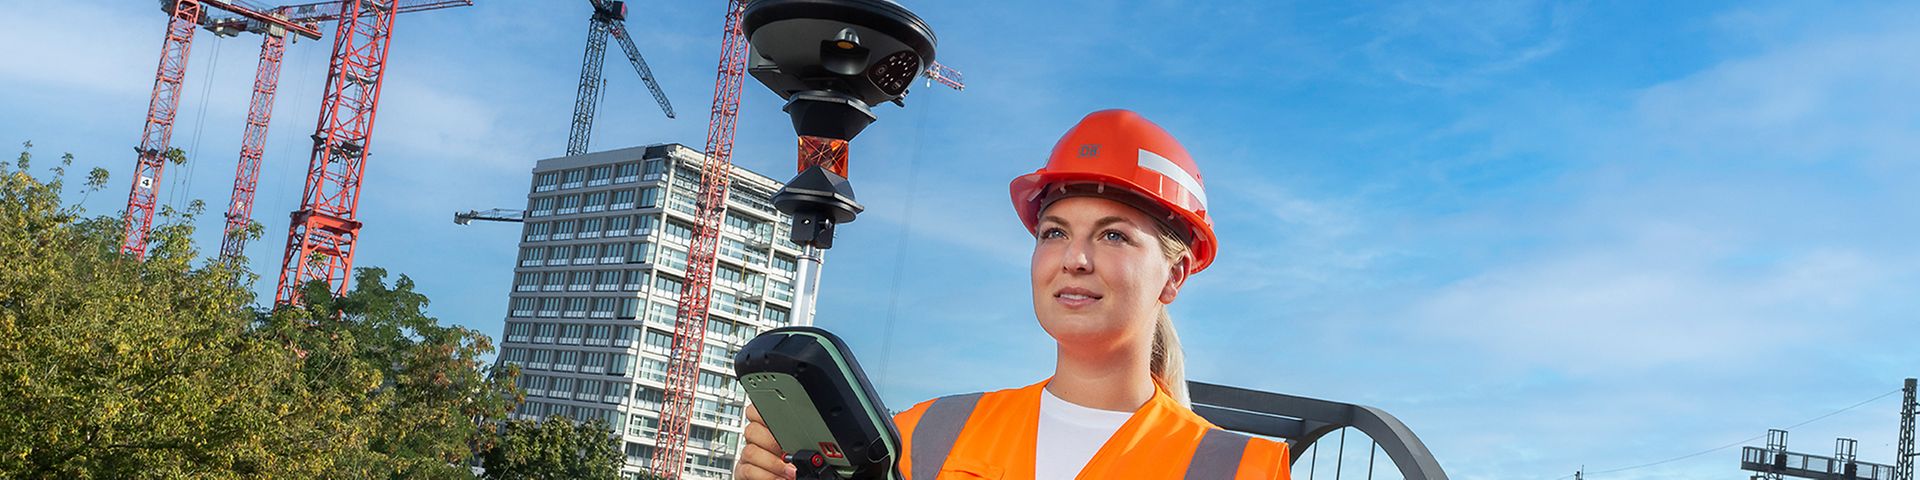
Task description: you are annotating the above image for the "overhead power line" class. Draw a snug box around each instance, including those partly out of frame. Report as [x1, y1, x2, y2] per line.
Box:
[1554, 388, 1903, 479]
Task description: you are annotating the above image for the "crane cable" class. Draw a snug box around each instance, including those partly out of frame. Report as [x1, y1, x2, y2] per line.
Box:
[874, 86, 936, 396]
[1554, 387, 1903, 478]
[172, 34, 224, 217]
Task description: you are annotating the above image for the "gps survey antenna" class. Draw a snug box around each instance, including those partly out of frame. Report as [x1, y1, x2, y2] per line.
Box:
[735, 327, 901, 480]
[741, 0, 938, 324]
[735, 1, 936, 478]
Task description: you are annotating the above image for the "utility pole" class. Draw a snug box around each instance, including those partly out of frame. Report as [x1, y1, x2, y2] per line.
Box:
[1897, 378, 1916, 480]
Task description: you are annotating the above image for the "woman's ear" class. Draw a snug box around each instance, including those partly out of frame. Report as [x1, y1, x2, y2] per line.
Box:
[1159, 256, 1191, 304]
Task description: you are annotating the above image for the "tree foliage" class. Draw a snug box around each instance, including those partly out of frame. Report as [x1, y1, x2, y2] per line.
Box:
[478, 417, 624, 480]
[0, 142, 619, 479]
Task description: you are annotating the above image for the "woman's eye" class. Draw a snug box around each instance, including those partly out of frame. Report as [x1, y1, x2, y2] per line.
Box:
[1040, 228, 1066, 239]
[1101, 230, 1129, 243]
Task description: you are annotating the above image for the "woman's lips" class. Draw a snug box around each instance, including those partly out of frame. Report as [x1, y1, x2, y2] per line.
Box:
[1054, 287, 1102, 309]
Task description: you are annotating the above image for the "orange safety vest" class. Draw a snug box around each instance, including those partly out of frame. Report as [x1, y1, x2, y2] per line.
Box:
[893, 379, 1291, 480]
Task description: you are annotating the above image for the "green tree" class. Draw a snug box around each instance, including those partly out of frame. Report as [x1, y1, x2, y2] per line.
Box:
[0, 142, 305, 478]
[478, 417, 624, 480]
[0, 142, 535, 479]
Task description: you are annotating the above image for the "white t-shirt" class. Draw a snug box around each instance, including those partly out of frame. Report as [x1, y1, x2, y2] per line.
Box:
[1035, 388, 1135, 479]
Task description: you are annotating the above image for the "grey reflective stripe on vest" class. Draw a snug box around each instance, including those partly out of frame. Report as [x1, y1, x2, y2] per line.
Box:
[910, 392, 983, 480]
[1183, 428, 1252, 480]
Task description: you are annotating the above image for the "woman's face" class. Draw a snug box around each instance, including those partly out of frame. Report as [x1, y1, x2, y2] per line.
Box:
[1030, 195, 1186, 354]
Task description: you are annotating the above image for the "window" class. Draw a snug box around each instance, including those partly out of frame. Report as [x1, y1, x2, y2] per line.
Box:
[647, 302, 677, 327]
[556, 350, 580, 371]
[698, 371, 730, 390]
[562, 169, 585, 189]
[772, 254, 797, 273]
[618, 298, 641, 319]
[584, 351, 608, 372]
[613, 326, 635, 346]
[584, 191, 608, 213]
[558, 194, 581, 214]
[603, 242, 628, 263]
[523, 222, 550, 242]
[591, 297, 617, 318]
[611, 189, 636, 210]
[596, 271, 621, 291]
[605, 215, 632, 237]
[569, 271, 592, 291]
[560, 324, 584, 344]
[624, 270, 648, 291]
[764, 306, 789, 325]
[565, 297, 590, 318]
[611, 352, 633, 375]
[643, 329, 673, 352]
[539, 298, 563, 317]
[548, 246, 570, 266]
[575, 244, 599, 264]
[514, 272, 539, 292]
[535, 323, 557, 343]
[553, 220, 576, 240]
[519, 247, 545, 267]
[663, 221, 692, 243]
[626, 242, 651, 264]
[510, 297, 535, 317]
[529, 196, 555, 217]
[531, 349, 554, 368]
[771, 279, 793, 302]
[654, 274, 682, 294]
[659, 247, 688, 271]
[644, 158, 667, 179]
[544, 272, 565, 291]
[715, 266, 743, 285]
[506, 322, 531, 342]
[534, 171, 560, 192]
[578, 217, 602, 239]
[588, 165, 612, 186]
[615, 162, 641, 183]
[638, 187, 661, 208]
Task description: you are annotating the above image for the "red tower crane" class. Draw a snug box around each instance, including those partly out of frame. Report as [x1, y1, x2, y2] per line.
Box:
[119, 0, 322, 258]
[648, 1, 750, 476]
[646, 2, 965, 476]
[206, 0, 477, 262]
[272, 0, 473, 305]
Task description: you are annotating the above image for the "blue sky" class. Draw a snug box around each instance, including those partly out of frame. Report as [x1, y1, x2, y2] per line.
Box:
[4, 1, 1918, 478]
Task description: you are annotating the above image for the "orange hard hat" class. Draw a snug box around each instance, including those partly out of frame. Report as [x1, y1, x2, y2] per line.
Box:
[1010, 109, 1218, 273]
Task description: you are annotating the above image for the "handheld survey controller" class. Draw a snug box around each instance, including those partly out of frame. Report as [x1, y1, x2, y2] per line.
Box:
[733, 327, 901, 480]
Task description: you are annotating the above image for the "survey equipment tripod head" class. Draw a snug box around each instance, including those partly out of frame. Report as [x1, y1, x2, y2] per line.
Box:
[742, 0, 937, 249]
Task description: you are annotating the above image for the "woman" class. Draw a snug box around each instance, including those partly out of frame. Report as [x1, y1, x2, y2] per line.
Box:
[736, 110, 1289, 479]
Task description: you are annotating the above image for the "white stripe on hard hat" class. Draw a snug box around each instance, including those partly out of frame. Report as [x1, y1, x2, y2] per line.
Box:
[1136, 149, 1208, 209]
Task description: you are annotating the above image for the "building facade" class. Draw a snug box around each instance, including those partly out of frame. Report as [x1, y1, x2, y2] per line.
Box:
[495, 144, 803, 480]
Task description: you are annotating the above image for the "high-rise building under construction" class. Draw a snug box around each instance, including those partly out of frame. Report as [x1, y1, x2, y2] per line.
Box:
[494, 144, 802, 480]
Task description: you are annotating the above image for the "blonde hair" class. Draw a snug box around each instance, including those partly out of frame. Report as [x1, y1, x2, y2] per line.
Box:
[1149, 224, 1192, 407]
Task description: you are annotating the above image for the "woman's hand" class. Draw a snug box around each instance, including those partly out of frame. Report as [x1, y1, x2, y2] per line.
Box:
[734, 404, 799, 480]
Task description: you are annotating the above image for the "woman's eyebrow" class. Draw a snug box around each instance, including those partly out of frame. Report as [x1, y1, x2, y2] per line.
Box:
[1091, 216, 1133, 230]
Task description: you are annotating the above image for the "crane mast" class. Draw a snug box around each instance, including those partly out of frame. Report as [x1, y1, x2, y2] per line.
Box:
[212, 0, 475, 262]
[649, 1, 747, 477]
[120, 0, 203, 258]
[568, 0, 675, 157]
[219, 31, 287, 261]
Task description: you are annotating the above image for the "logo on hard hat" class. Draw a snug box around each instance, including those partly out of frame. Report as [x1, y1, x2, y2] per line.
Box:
[1077, 144, 1100, 158]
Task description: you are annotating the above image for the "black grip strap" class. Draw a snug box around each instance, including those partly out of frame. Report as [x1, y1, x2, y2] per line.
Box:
[909, 392, 983, 480]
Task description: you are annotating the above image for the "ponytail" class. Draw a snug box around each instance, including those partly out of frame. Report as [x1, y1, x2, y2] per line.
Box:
[1150, 305, 1189, 407]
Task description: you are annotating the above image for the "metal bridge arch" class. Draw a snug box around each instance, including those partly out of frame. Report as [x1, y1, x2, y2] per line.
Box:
[1191, 381, 1450, 480]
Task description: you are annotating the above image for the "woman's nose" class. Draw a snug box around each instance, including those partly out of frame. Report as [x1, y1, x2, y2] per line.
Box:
[1060, 242, 1094, 273]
